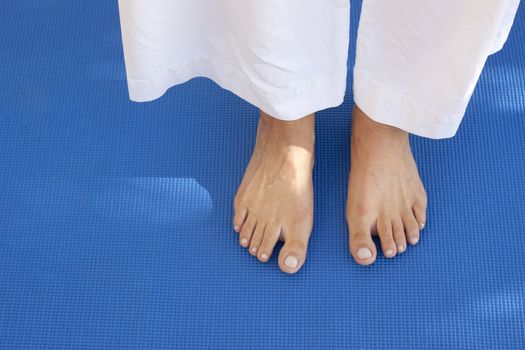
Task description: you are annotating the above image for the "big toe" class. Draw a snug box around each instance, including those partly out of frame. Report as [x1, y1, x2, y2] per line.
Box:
[278, 237, 308, 274]
[349, 229, 377, 266]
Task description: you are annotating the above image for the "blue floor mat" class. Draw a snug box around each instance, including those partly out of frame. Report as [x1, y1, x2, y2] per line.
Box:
[1, 1, 524, 349]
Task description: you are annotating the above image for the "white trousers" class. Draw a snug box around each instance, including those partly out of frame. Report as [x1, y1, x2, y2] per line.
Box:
[118, 0, 520, 138]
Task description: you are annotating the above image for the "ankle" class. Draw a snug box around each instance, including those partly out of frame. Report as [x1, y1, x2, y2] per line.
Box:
[352, 105, 408, 147]
[260, 110, 315, 151]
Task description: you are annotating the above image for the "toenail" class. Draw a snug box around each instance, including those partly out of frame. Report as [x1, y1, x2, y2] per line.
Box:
[284, 255, 299, 268]
[411, 237, 419, 244]
[261, 254, 268, 260]
[385, 249, 394, 256]
[234, 226, 240, 231]
[398, 244, 404, 252]
[419, 223, 425, 229]
[357, 247, 372, 259]
[251, 247, 257, 253]
[241, 238, 248, 245]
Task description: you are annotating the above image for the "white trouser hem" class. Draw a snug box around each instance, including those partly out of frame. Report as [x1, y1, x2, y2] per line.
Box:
[353, 69, 464, 139]
[126, 56, 347, 121]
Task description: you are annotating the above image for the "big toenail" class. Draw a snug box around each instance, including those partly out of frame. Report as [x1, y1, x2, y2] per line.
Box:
[261, 254, 268, 260]
[357, 248, 372, 259]
[386, 249, 394, 256]
[241, 238, 248, 245]
[284, 255, 299, 268]
[411, 237, 419, 244]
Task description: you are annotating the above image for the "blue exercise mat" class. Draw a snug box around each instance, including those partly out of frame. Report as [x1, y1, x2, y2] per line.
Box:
[1, 1, 524, 349]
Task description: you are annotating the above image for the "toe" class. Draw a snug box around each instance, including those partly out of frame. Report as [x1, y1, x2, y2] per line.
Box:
[349, 228, 377, 266]
[403, 211, 420, 245]
[233, 205, 248, 233]
[413, 202, 427, 230]
[248, 223, 265, 256]
[392, 219, 407, 253]
[239, 213, 256, 248]
[377, 220, 396, 258]
[257, 224, 281, 262]
[278, 234, 308, 274]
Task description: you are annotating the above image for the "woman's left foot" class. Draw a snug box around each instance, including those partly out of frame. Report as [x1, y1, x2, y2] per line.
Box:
[347, 106, 427, 265]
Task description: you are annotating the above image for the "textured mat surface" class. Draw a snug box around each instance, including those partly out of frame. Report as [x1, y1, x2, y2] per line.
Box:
[1, 1, 524, 349]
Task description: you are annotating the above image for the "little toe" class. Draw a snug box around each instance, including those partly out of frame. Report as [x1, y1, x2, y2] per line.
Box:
[239, 213, 256, 248]
[403, 212, 420, 245]
[233, 205, 248, 233]
[349, 228, 377, 265]
[392, 219, 407, 253]
[413, 202, 427, 230]
[257, 224, 281, 263]
[377, 220, 396, 258]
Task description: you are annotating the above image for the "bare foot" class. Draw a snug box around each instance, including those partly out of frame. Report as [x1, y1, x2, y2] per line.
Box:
[347, 106, 427, 265]
[233, 110, 315, 274]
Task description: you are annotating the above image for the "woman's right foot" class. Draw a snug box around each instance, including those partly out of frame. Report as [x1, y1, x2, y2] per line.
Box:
[233, 111, 315, 274]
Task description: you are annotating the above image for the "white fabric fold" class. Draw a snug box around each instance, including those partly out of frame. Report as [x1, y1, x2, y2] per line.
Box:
[118, 0, 520, 138]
